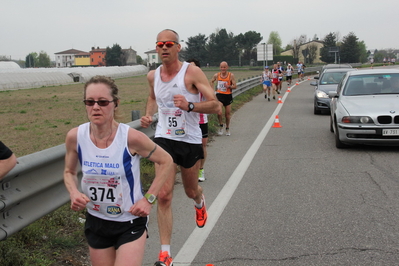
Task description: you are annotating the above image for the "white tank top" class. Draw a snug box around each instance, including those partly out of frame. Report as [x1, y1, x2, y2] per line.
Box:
[78, 122, 143, 222]
[154, 62, 202, 144]
[199, 92, 208, 124]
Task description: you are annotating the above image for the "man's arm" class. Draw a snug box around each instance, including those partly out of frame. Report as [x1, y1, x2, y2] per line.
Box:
[176, 67, 221, 114]
[141, 71, 158, 128]
[210, 73, 218, 90]
[230, 73, 237, 89]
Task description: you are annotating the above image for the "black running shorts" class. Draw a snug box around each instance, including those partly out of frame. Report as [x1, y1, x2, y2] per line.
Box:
[154, 137, 203, 168]
[84, 213, 148, 250]
[216, 93, 233, 106]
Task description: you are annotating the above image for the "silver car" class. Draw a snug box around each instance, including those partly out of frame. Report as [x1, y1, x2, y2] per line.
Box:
[311, 68, 356, 114]
[329, 69, 399, 148]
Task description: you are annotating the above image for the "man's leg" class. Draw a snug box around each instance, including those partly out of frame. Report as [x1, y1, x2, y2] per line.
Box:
[181, 160, 208, 228]
[225, 105, 232, 129]
[217, 105, 224, 135]
[156, 163, 177, 246]
[181, 160, 202, 204]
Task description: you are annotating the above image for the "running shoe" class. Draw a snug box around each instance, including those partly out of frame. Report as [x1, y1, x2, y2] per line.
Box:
[198, 169, 205, 182]
[264, 94, 267, 99]
[195, 195, 208, 228]
[154, 251, 173, 266]
[273, 96, 275, 100]
[225, 128, 230, 136]
[217, 125, 223, 136]
[268, 98, 270, 102]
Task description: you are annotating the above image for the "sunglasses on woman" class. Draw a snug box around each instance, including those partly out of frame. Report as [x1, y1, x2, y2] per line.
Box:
[156, 41, 178, 48]
[83, 100, 115, 106]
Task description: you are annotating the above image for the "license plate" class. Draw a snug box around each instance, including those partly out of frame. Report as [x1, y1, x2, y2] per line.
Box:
[382, 129, 399, 136]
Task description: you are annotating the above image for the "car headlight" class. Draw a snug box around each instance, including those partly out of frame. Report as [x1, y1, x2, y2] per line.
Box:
[316, 90, 329, 98]
[341, 116, 373, 123]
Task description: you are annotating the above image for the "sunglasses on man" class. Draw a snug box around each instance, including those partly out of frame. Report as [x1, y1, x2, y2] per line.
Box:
[156, 41, 178, 48]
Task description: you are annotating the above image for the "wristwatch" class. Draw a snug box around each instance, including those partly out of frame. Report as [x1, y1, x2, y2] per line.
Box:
[144, 193, 157, 204]
[187, 102, 195, 112]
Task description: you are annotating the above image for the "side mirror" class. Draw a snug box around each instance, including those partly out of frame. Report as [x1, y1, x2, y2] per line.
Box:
[328, 91, 338, 98]
[310, 81, 317, 86]
[314, 76, 319, 80]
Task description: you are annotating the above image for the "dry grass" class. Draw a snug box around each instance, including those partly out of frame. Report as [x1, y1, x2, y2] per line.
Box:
[0, 68, 261, 157]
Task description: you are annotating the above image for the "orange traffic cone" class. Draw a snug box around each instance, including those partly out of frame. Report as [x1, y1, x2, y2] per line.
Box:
[277, 96, 283, 103]
[287, 87, 291, 92]
[296, 81, 299, 85]
[272, 115, 282, 128]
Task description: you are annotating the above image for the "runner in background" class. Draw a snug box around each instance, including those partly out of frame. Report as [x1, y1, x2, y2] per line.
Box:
[261, 66, 272, 101]
[210, 61, 237, 136]
[285, 63, 294, 86]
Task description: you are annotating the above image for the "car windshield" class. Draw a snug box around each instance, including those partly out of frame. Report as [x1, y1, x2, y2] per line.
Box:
[320, 72, 348, 85]
[343, 74, 399, 96]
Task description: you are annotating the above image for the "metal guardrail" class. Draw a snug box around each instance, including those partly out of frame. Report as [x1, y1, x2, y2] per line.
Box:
[0, 76, 262, 240]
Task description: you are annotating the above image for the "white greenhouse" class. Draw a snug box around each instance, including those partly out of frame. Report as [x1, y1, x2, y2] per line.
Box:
[0, 63, 148, 91]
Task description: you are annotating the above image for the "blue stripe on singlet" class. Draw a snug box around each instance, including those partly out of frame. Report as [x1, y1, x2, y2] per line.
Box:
[123, 148, 135, 203]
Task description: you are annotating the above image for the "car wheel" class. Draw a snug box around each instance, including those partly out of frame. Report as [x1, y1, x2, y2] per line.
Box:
[334, 119, 348, 149]
[314, 105, 321, 115]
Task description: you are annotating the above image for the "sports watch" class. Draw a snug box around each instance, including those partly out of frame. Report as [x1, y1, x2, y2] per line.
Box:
[144, 193, 157, 204]
[187, 102, 195, 113]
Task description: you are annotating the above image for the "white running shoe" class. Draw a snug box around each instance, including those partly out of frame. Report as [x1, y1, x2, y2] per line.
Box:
[225, 129, 231, 136]
[218, 125, 223, 136]
[198, 169, 205, 182]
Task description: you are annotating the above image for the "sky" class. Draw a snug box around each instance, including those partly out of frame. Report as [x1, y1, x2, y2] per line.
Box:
[1, 0, 398, 62]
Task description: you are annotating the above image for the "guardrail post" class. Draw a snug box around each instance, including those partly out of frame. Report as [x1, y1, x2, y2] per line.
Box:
[131, 110, 140, 121]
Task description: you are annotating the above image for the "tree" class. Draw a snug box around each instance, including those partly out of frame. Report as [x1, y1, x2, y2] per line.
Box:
[136, 55, 143, 65]
[206, 28, 238, 65]
[235, 31, 262, 64]
[105, 44, 122, 66]
[284, 44, 293, 51]
[0, 55, 11, 61]
[290, 35, 306, 61]
[340, 32, 360, 63]
[37, 51, 51, 67]
[320, 32, 337, 63]
[307, 43, 319, 64]
[358, 41, 368, 63]
[183, 34, 208, 66]
[25, 52, 38, 68]
[267, 31, 282, 55]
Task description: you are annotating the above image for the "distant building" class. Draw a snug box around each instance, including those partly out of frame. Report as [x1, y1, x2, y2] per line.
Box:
[145, 49, 160, 67]
[122, 47, 137, 65]
[90, 47, 106, 66]
[281, 40, 324, 64]
[55, 49, 88, 68]
[74, 52, 91, 66]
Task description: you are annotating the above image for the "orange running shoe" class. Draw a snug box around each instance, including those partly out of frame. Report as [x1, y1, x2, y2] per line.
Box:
[195, 195, 208, 228]
[154, 251, 173, 266]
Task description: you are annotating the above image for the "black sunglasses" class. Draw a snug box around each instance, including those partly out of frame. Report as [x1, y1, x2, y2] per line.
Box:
[156, 41, 178, 48]
[83, 100, 115, 107]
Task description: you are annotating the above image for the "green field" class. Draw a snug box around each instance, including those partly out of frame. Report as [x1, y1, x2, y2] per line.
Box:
[0, 68, 262, 157]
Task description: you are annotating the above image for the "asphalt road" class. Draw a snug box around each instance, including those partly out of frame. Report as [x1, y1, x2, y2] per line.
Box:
[143, 73, 399, 266]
